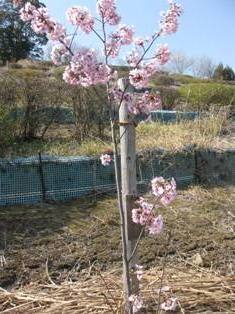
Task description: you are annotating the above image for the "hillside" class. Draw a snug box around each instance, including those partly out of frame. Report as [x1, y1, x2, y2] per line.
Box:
[1, 60, 235, 158]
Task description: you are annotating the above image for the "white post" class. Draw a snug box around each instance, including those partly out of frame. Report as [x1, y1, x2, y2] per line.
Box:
[118, 78, 140, 295]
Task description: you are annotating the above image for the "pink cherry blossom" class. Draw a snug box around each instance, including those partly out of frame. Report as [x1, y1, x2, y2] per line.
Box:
[132, 207, 142, 225]
[132, 197, 164, 236]
[48, 22, 66, 41]
[147, 215, 163, 235]
[129, 295, 143, 313]
[151, 177, 177, 206]
[129, 68, 150, 89]
[106, 25, 133, 58]
[20, 2, 36, 21]
[135, 264, 144, 281]
[51, 43, 71, 65]
[161, 297, 179, 311]
[110, 87, 134, 111]
[129, 91, 161, 115]
[106, 37, 121, 58]
[67, 6, 94, 33]
[156, 44, 171, 65]
[117, 25, 134, 45]
[111, 87, 161, 116]
[63, 49, 112, 86]
[97, 0, 121, 25]
[100, 154, 112, 166]
[126, 50, 141, 67]
[129, 58, 162, 89]
[132, 197, 153, 226]
[160, 1, 183, 35]
[20, 3, 66, 41]
[134, 37, 145, 47]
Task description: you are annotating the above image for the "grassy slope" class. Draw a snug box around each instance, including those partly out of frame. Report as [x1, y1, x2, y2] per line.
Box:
[1, 61, 234, 158]
[3, 113, 231, 158]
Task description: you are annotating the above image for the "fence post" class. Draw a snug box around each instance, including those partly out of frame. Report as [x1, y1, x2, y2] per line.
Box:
[38, 152, 46, 202]
[118, 78, 141, 295]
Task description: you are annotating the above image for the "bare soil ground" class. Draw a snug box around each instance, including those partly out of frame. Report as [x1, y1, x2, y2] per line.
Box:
[0, 185, 234, 312]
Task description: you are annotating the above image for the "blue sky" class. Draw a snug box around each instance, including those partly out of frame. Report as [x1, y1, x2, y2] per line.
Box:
[43, 0, 235, 69]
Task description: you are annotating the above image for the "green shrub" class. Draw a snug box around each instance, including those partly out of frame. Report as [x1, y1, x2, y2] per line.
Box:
[8, 63, 23, 69]
[151, 74, 175, 86]
[156, 87, 180, 110]
[179, 83, 235, 110]
[0, 105, 20, 150]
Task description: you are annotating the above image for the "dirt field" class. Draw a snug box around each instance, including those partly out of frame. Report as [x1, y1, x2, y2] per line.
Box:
[0, 185, 234, 312]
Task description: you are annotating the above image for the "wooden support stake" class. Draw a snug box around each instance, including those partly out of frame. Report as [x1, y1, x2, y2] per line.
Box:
[38, 152, 46, 202]
[118, 78, 141, 295]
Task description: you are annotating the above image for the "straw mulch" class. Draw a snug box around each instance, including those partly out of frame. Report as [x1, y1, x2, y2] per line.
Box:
[0, 265, 234, 313]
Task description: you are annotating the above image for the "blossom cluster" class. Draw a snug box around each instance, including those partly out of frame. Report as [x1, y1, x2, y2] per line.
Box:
[100, 154, 112, 166]
[132, 197, 163, 235]
[63, 49, 112, 86]
[160, 1, 183, 35]
[20, 2, 66, 41]
[51, 39, 71, 65]
[128, 44, 170, 89]
[128, 294, 143, 313]
[111, 88, 161, 116]
[97, 0, 121, 25]
[132, 177, 177, 234]
[151, 177, 177, 206]
[107, 25, 134, 58]
[130, 91, 161, 115]
[161, 297, 179, 311]
[135, 264, 144, 281]
[67, 6, 94, 33]
[155, 44, 171, 65]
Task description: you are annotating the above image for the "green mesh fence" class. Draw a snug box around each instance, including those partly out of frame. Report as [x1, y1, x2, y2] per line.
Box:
[150, 110, 198, 123]
[0, 149, 234, 206]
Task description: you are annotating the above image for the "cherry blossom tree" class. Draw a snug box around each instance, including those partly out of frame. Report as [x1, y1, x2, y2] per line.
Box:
[12, 0, 183, 312]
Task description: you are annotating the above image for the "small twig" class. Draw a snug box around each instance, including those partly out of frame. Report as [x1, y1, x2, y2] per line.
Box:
[157, 232, 172, 314]
[45, 258, 57, 286]
[96, 268, 118, 313]
[69, 25, 79, 50]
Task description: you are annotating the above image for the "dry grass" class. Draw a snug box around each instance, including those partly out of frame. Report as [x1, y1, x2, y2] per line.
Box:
[136, 112, 230, 152]
[0, 185, 234, 312]
[5, 113, 233, 159]
[0, 267, 234, 313]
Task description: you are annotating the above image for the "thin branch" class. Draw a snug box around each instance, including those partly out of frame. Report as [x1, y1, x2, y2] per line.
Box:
[136, 32, 161, 67]
[100, 13, 133, 311]
[92, 27, 105, 43]
[95, 17, 103, 23]
[157, 232, 171, 314]
[128, 227, 144, 263]
[69, 25, 79, 50]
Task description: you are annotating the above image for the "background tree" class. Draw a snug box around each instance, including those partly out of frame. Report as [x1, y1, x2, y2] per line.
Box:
[213, 63, 224, 80]
[0, 0, 47, 64]
[222, 65, 235, 81]
[168, 51, 194, 74]
[192, 56, 216, 78]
